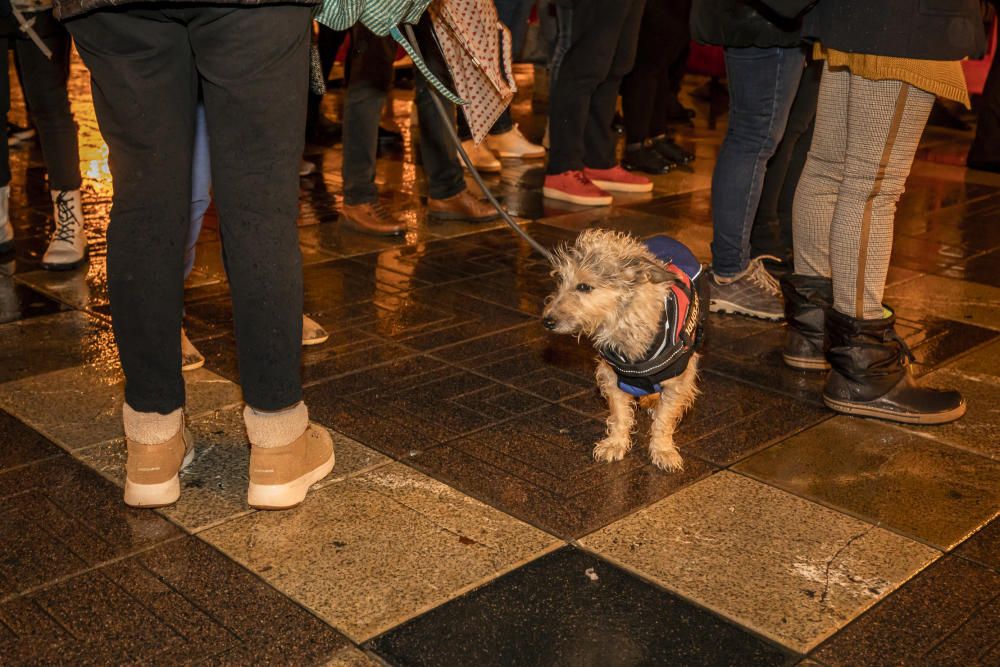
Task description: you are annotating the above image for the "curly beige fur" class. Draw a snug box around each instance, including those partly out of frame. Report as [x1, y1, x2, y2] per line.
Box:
[543, 229, 700, 471]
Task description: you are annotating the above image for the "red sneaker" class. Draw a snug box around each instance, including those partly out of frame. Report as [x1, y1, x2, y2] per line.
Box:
[583, 165, 653, 193]
[543, 170, 613, 206]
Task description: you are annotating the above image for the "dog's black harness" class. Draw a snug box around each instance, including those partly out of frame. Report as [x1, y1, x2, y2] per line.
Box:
[599, 236, 708, 397]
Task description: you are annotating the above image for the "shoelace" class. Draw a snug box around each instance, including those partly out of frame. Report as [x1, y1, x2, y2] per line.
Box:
[883, 328, 916, 365]
[52, 192, 80, 244]
[747, 256, 782, 296]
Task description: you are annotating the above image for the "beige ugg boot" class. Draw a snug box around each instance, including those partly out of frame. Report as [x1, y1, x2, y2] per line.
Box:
[123, 405, 193, 508]
[245, 402, 334, 510]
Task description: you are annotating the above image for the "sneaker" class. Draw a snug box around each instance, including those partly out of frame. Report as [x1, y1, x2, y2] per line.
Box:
[247, 423, 335, 510]
[181, 328, 205, 372]
[124, 423, 195, 508]
[0, 185, 11, 254]
[709, 256, 784, 321]
[42, 190, 88, 271]
[7, 121, 35, 147]
[459, 140, 502, 173]
[485, 124, 545, 159]
[299, 159, 317, 176]
[543, 171, 613, 206]
[583, 165, 653, 193]
[302, 315, 329, 346]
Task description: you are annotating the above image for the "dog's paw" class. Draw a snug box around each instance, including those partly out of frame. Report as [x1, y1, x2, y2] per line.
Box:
[650, 447, 684, 472]
[593, 437, 629, 463]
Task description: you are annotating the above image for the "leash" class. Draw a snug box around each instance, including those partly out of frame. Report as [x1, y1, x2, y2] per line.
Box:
[403, 23, 555, 263]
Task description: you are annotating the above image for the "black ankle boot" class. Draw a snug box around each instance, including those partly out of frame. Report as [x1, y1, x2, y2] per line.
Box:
[622, 145, 672, 174]
[823, 308, 966, 424]
[781, 274, 831, 371]
[651, 136, 694, 165]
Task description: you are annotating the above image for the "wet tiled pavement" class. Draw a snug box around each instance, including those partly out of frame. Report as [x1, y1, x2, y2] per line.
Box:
[1, 57, 998, 665]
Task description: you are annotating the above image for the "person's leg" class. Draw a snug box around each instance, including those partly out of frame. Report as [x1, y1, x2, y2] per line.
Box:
[69, 8, 197, 415]
[822, 72, 962, 423]
[17, 11, 87, 269]
[581, 0, 645, 171]
[340, 25, 406, 235]
[751, 57, 822, 261]
[184, 102, 211, 280]
[0, 34, 10, 253]
[710, 46, 804, 278]
[488, 0, 535, 135]
[306, 25, 347, 142]
[191, 5, 308, 412]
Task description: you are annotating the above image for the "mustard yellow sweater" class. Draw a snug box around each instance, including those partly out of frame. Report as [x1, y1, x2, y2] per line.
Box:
[815, 45, 971, 109]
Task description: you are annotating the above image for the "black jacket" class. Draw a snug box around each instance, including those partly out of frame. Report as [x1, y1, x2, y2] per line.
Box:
[803, 0, 986, 61]
[691, 0, 807, 48]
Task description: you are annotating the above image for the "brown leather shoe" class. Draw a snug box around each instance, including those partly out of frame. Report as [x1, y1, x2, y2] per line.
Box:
[427, 190, 502, 223]
[341, 202, 406, 236]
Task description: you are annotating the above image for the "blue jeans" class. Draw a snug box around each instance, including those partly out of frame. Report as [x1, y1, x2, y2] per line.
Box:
[184, 102, 212, 279]
[710, 46, 805, 277]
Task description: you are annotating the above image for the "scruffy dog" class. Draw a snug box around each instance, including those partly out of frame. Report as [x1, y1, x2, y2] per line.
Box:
[542, 229, 707, 471]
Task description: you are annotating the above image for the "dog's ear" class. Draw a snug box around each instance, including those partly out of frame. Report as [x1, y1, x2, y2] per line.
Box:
[639, 258, 677, 284]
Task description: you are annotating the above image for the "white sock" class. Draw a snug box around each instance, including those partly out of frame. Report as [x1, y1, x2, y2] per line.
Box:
[243, 402, 308, 449]
[122, 404, 183, 444]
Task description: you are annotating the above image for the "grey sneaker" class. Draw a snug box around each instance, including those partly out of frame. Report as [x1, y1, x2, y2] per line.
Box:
[710, 256, 784, 320]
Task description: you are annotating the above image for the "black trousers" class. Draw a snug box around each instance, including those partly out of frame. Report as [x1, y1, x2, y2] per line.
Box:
[969, 40, 1000, 165]
[68, 4, 310, 414]
[751, 57, 822, 262]
[620, 0, 690, 143]
[306, 24, 347, 137]
[547, 0, 646, 173]
[1, 10, 80, 191]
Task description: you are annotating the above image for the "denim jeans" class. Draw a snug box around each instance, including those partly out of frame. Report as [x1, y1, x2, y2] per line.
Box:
[184, 102, 211, 279]
[710, 46, 805, 277]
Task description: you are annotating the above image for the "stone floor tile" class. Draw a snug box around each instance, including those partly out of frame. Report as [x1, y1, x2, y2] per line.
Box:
[0, 537, 350, 665]
[408, 404, 716, 538]
[735, 417, 1000, 549]
[884, 273, 1000, 331]
[581, 472, 939, 653]
[811, 556, 1000, 666]
[0, 410, 62, 473]
[0, 310, 116, 383]
[0, 277, 68, 323]
[200, 462, 559, 641]
[0, 455, 180, 598]
[77, 407, 389, 532]
[0, 366, 242, 451]
[954, 518, 1000, 572]
[368, 547, 795, 667]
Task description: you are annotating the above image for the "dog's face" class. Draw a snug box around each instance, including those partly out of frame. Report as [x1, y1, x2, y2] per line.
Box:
[543, 229, 675, 339]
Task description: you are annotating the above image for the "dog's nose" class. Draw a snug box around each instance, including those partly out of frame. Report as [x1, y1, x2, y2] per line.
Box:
[542, 316, 557, 330]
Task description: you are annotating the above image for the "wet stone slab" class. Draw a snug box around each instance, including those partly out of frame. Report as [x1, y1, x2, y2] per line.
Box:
[0, 310, 117, 384]
[368, 547, 795, 667]
[581, 472, 939, 653]
[201, 462, 559, 641]
[0, 366, 243, 451]
[735, 417, 1000, 549]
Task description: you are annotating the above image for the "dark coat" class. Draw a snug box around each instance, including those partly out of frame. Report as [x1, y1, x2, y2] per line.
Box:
[690, 0, 808, 49]
[54, 0, 316, 21]
[803, 0, 986, 61]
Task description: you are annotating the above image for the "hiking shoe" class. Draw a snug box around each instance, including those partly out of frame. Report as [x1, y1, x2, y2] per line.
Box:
[42, 190, 87, 270]
[181, 328, 205, 372]
[124, 424, 194, 508]
[485, 124, 545, 159]
[459, 140, 501, 172]
[248, 423, 335, 510]
[302, 315, 329, 346]
[710, 256, 784, 320]
[543, 170, 612, 206]
[583, 165, 653, 193]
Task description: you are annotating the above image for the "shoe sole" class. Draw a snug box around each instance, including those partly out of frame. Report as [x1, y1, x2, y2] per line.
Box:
[41, 254, 88, 271]
[782, 353, 831, 371]
[491, 149, 546, 159]
[621, 164, 672, 175]
[427, 210, 501, 223]
[460, 161, 502, 173]
[542, 187, 613, 206]
[124, 446, 195, 508]
[302, 333, 330, 346]
[181, 357, 205, 372]
[823, 395, 967, 425]
[709, 299, 784, 321]
[247, 450, 336, 510]
[588, 178, 653, 193]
